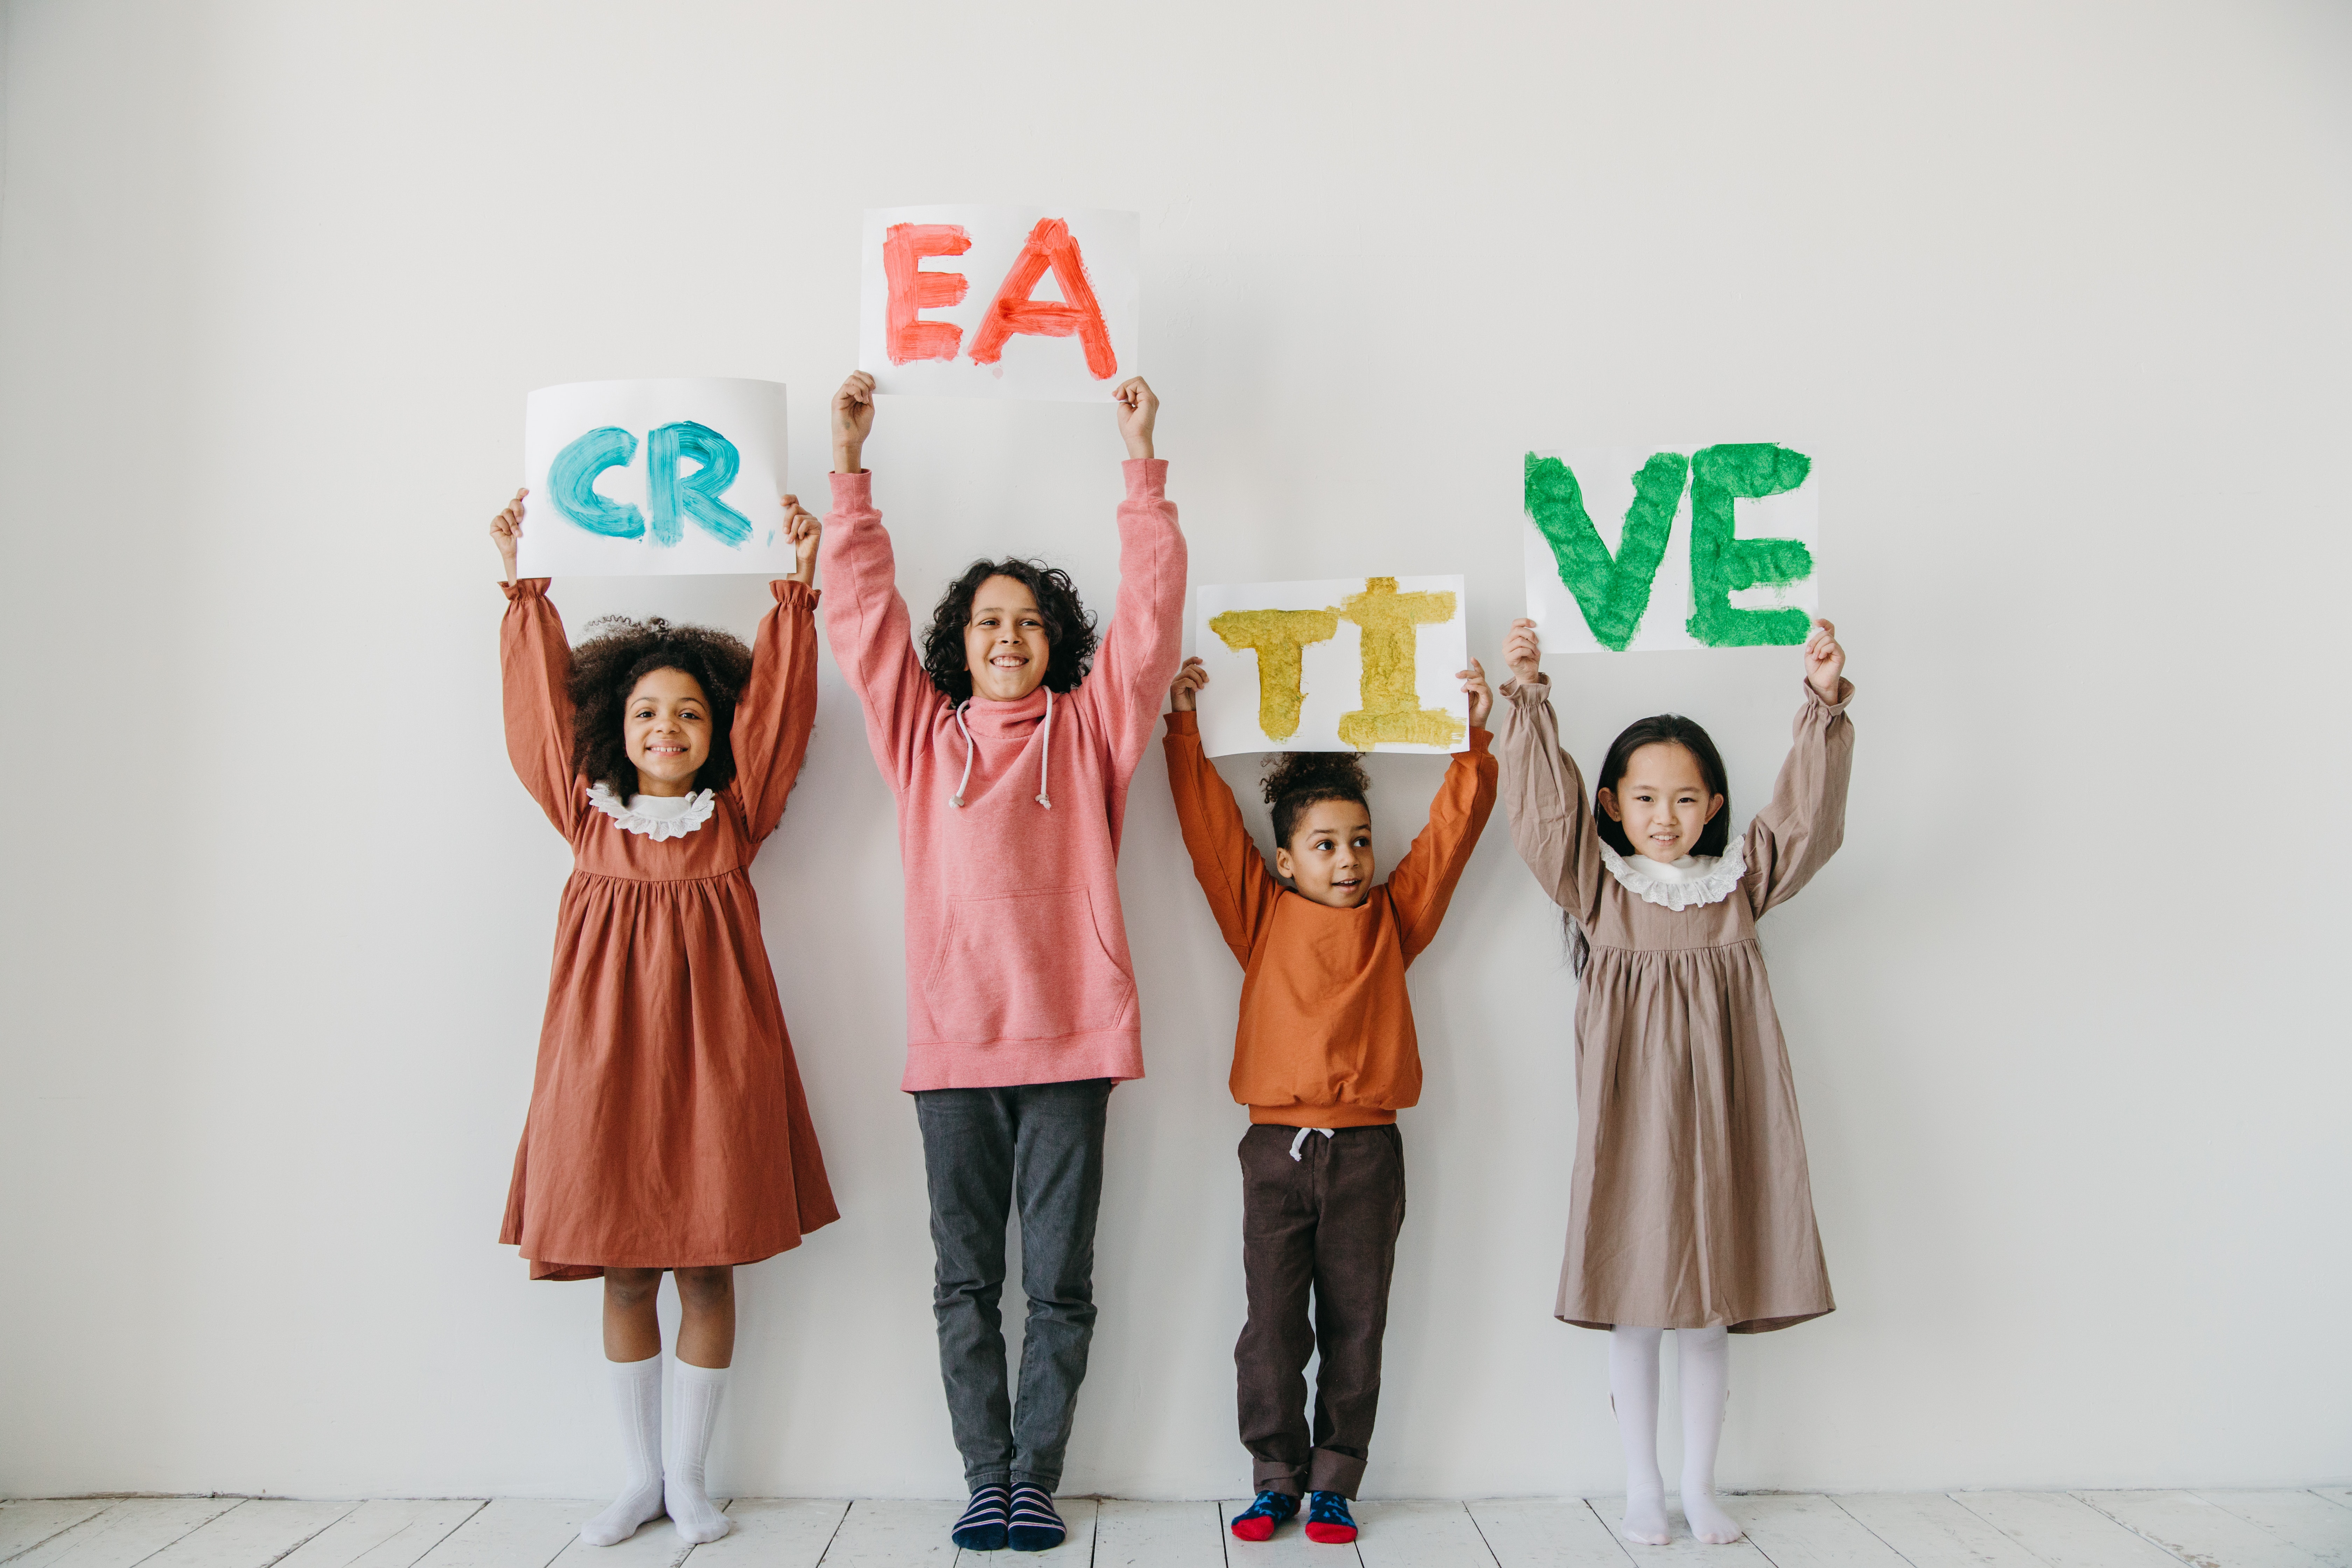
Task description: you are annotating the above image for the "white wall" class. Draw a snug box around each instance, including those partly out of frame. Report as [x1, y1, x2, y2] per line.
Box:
[2, 0, 2347, 1503]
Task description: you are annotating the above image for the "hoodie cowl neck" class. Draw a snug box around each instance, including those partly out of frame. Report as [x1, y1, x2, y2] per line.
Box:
[960, 686, 1052, 737]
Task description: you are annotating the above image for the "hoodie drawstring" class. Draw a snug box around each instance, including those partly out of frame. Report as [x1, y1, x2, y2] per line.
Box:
[950, 701, 977, 808]
[948, 688, 1054, 811]
[1034, 688, 1054, 809]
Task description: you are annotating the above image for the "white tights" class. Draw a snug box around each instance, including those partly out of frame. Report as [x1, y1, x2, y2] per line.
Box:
[1608, 1326, 1741, 1545]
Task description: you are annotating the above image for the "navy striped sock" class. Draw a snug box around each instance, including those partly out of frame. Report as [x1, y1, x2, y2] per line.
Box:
[1007, 1485, 1066, 1552]
[952, 1485, 1010, 1551]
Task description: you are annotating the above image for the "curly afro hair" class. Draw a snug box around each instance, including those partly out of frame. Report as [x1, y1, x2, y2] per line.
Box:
[1261, 750, 1373, 849]
[566, 615, 754, 802]
[920, 558, 1098, 705]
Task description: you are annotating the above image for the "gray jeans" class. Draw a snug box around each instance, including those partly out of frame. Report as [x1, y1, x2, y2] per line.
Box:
[914, 1078, 1111, 1493]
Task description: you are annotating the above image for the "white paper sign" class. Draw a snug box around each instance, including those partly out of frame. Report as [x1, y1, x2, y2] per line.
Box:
[520, 379, 791, 578]
[1192, 576, 1471, 758]
[1522, 445, 1820, 652]
[859, 206, 1140, 401]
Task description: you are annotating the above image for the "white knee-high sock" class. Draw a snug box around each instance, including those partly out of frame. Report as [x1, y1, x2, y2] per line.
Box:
[664, 1360, 732, 1544]
[579, 1355, 664, 1547]
[1609, 1326, 1669, 1545]
[1677, 1327, 1742, 1544]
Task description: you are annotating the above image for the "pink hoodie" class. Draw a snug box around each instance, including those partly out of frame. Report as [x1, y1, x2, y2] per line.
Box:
[821, 461, 1188, 1091]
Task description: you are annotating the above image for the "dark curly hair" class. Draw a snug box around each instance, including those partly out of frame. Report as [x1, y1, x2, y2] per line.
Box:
[566, 616, 754, 802]
[1261, 750, 1372, 850]
[920, 559, 1098, 704]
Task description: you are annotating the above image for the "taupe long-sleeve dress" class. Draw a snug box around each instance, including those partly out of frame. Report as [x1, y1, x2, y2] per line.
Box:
[1498, 674, 1853, 1332]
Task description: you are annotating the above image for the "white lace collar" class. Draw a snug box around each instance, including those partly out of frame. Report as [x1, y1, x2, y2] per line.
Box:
[1598, 836, 1746, 910]
[586, 783, 715, 841]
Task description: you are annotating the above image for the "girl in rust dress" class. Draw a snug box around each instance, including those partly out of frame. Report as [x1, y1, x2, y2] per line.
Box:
[1497, 616, 1853, 1550]
[487, 490, 838, 1549]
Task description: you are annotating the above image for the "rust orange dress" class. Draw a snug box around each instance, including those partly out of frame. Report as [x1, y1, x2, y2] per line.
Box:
[496, 577, 839, 1281]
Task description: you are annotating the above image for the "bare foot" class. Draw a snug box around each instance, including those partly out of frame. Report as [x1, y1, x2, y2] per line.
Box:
[1622, 1489, 1672, 1546]
[1683, 1490, 1744, 1545]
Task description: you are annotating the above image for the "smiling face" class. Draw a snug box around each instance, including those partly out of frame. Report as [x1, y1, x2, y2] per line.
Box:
[963, 574, 1052, 703]
[1599, 741, 1725, 863]
[623, 667, 713, 798]
[1275, 800, 1377, 909]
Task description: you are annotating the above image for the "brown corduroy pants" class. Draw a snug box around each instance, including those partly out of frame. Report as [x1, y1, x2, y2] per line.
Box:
[1234, 1122, 1407, 1499]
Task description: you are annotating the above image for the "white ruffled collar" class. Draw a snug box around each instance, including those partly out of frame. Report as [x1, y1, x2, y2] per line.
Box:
[1598, 836, 1746, 910]
[586, 783, 715, 841]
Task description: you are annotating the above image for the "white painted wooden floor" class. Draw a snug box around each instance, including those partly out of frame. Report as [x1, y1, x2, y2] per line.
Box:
[4, 1489, 2348, 1568]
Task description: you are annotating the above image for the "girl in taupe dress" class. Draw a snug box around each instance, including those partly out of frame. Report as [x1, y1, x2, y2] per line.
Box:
[1496, 616, 1852, 1549]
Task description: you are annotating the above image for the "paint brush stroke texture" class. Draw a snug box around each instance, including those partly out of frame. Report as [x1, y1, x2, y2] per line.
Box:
[859, 206, 1140, 401]
[1206, 609, 1338, 742]
[1194, 576, 1470, 757]
[644, 421, 752, 548]
[519, 379, 792, 578]
[966, 218, 1119, 379]
[1523, 444, 1819, 652]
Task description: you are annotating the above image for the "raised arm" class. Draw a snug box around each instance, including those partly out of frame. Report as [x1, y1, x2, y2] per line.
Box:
[1162, 673, 1282, 967]
[731, 501, 823, 842]
[819, 375, 938, 793]
[1744, 621, 1855, 916]
[1388, 659, 1500, 964]
[489, 488, 583, 835]
[1496, 627, 1604, 924]
[1387, 737, 1499, 965]
[1074, 379, 1188, 789]
[500, 578, 582, 835]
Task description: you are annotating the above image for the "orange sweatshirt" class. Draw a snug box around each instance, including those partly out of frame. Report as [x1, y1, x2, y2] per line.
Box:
[1163, 712, 1498, 1127]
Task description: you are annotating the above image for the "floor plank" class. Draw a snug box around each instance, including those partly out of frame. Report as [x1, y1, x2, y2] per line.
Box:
[1593, 1499, 1776, 1568]
[10, 1500, 250, 1568]
[1738, 1495, 1912, 1568]
[810, 1500, 961, 1567]
[1466, 1498, 1635, 1568]
[1830, 1493, 2052, 1568]
[276, 1504, 487, 1568]
[1952, 1493, 2186, 1568]
[1221, 1496, 1361, 1562]
[2082, 1492, 2329, 1568]
[2198, 1494, 2352, 1568]
[1091, 1499, 1225, 1568]
[144, 1502, 362, 1568]
[411, 1501, 603, 1568]
[676, 1500, 844, 1568]
[0, 1502, 118, 1565]
[1354, 1499, 1499, 1566]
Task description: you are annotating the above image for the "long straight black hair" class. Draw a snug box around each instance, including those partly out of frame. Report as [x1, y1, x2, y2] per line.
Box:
[1571, 714, 1732, 975]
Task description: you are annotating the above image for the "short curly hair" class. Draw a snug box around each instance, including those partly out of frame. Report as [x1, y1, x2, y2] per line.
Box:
[1261, 750, 1372, 849]
[567, 616, 754, 802]
[920, 559, 1098, 705]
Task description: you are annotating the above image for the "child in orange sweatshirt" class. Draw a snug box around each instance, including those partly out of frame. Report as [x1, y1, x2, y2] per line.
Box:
[1162, 655, 1498, 1545]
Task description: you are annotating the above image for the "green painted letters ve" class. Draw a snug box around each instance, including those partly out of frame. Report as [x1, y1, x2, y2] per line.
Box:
[1524, 451, 1690, 652]
[1684, 443, 1814, 648]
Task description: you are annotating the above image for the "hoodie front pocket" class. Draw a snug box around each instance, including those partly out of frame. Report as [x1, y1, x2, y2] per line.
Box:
[920, 886, 1137, 1044]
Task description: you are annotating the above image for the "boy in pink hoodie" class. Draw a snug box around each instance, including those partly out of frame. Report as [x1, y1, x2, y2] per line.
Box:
[819, 372, 1186, 1553]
